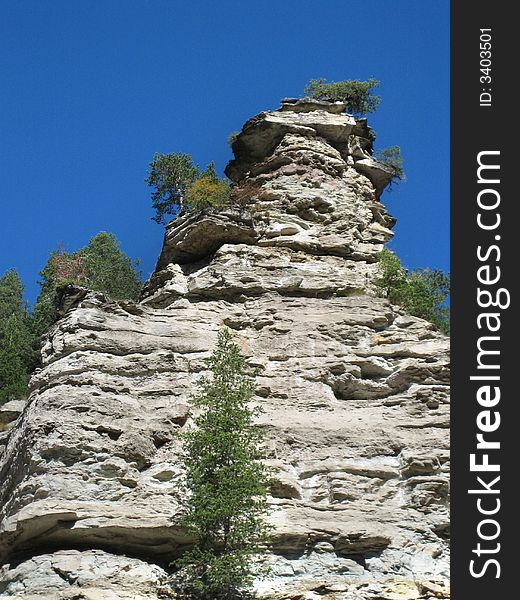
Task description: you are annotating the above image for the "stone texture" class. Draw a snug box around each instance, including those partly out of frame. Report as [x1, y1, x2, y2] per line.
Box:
[0, 98, 449, 598]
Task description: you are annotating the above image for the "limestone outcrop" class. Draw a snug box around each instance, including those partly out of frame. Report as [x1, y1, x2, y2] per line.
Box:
[0, 99, 449, 599]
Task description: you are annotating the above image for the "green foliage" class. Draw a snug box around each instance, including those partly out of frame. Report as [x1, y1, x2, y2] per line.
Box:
[185, 176, 231, 212]
[145, 153, 200, 224]
[80, 232, 142, 300]
[304, 77, 381, 116]
[33, 232, 142, 338]
[175, 328, 271, 600]
[0, 270, 33, 405]
[0, 235, 142, 404]
[374, 145, 405, 187]
[146, 154, 230, 224]
[375, 249, 450, 334]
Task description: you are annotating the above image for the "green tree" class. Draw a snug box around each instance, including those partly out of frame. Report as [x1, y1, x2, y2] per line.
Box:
[0, 270, 33, 405]
[374, 146, 405, 188]
[145, 154, 231, 223]
[0, 270, 25, 325]
[304, 78, 381, 116]
[375, 249, 450, 334]
[175, 328, 271, 600]
[80, 232, 142, 300]
[32, 233, 142, 339]
[145, 153, 201, 223]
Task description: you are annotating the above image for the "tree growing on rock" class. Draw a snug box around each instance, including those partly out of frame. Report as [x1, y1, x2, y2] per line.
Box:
[374, 145, 405, 188]
[32, 232, 142, 338]
[0, 270, 33, 405]
[304, 78, 381, 116]
[146, 153, 200, 223]
[175, 328, 271, 600]
[375, 249, 450, 334]
[146, 154, 231, 223]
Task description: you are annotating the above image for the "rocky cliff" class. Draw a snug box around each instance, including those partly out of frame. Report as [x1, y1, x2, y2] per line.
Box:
[0, 99, 450, 599]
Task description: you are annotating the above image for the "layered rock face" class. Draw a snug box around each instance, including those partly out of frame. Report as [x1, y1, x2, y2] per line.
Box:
[0, 99, 450, 599]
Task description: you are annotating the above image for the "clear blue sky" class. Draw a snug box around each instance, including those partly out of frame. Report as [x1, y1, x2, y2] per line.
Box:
[0, 0, 449, 305]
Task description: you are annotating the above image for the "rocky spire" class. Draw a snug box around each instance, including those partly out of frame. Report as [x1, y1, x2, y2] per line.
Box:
[0, 100, 450, 599]
[142, 98, 396, 306]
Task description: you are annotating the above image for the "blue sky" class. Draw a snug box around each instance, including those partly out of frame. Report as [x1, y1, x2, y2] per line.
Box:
[0, 0, 449, 305]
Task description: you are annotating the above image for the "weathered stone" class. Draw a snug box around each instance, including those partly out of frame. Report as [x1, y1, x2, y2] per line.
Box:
[0, 98, 449, 598]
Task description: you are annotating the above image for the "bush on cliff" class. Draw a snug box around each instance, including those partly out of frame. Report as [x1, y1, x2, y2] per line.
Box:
[375, 249, 450, 334]
[0, 235, 142, 404]
[304, 77, 381, 116]
[146, 153, 230, 224]
[374, 145, 405, 187]
[174, 328, 271, 600]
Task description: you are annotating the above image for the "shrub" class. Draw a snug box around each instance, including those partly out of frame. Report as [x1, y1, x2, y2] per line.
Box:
[374, 145, 405, 187]
[229, 181, 264, 208]
[175, 328, 271, 599]
[185, 176, 230, 211]
[304, 78, 381, 116]
[375, 249, 450, 334]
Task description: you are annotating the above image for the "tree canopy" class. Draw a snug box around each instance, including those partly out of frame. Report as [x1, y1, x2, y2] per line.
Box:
[304, 78, 381, 116]
[374, 145, 405, 188]
[0, 270, 33, 405]
[145, 153, 200, 224]
[145, 154, 231, 224]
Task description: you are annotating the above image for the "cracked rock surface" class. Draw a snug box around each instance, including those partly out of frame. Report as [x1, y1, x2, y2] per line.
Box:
[0, 99, 449, 599]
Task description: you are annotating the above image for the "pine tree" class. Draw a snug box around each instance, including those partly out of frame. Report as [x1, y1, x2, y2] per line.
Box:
[0, 270, 33, 405]
[32, 232, 142, 338]
[145, 153, 201, 223]
[175, 328, 271, 600]
[80, 232, 142, 301]
[145, 154, 230, 223]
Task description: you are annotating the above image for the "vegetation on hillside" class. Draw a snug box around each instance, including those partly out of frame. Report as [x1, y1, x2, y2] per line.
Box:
[146, 154, 231, 224]
[174, 328, 271, 600]
[0, 232, 142, 406]
[304, 77, 381, 116]
[375, 249, 450, 334]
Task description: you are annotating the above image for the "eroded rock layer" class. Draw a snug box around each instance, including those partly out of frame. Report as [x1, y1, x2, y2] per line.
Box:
[0, 99, 449, 599]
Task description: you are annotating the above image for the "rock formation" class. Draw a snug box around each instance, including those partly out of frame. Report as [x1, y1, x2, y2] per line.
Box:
[0, 98, 450, 599]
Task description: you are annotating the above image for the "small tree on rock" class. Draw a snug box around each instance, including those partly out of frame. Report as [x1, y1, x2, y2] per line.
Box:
[304, 78, 381, 116]
[175, 328, 271, 600]
[145, 153, 201, 223]
[374, 145, 405, 188]
[375, 249, 450, 334]
[32, 233, 142, 338]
